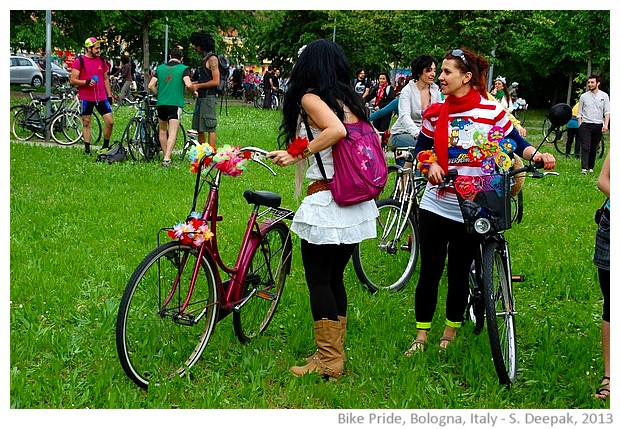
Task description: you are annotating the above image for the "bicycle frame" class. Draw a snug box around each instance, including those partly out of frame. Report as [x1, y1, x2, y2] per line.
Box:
[161, 148, 294, 316]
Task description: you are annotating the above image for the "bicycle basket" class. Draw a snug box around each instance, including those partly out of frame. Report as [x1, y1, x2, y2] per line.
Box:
[455, 174, 512, 234]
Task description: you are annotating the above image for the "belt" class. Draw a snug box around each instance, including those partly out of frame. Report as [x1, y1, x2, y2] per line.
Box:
[307, 180, 331, 196]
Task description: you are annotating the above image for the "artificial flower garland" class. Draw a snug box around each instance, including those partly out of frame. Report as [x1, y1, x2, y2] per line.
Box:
[167, 211, 213, 248]
[188, 143, 251, 177]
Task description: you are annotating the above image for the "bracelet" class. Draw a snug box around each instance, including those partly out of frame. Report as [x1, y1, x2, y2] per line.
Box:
[416, 150, 437, 175]
[287, 136, 309, 158]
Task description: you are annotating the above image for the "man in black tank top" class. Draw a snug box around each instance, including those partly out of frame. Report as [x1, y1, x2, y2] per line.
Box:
[189, 30, 220, 145]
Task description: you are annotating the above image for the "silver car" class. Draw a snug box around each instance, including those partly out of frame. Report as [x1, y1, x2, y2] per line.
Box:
[10, 55, 43, 87]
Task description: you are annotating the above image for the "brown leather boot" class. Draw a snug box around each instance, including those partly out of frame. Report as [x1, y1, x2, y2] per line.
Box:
[290, 318, 344, 379]
[306, 315, 347, 362]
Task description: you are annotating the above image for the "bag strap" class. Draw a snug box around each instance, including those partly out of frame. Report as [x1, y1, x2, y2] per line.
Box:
[300, 107, 328, 180]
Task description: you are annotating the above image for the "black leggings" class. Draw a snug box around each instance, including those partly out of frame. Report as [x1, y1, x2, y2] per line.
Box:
[415, 209, 480, 328]
[599, 268, 610, 322]
[301, 239, 356, 322]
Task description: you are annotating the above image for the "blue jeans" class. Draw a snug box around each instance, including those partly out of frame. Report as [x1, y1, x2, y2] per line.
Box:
[390, 133, 417, 166]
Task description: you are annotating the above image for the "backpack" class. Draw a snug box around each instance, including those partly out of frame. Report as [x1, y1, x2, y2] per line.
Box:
[199, 53, 230, 95]
[96, 142, 126, 164]
[302, 111, 387, 206]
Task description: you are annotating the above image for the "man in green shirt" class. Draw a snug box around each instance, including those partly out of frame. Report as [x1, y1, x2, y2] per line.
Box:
[148, 47, 194, 167]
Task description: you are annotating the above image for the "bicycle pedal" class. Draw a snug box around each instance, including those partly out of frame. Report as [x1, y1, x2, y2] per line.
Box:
[511, 275, 525, 282]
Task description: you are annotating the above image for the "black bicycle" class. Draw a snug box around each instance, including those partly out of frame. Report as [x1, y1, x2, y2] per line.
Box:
[460, 103, 569, 386]
[121, 92, 186, 162]
[542, 116, 605, 159]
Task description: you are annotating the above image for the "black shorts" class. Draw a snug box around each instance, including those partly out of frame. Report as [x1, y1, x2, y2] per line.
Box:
[80, 99, 112, 116]
[157, 106, 181, 122]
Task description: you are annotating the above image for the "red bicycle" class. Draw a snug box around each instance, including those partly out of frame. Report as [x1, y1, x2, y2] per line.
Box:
[116, 145, 294, 389]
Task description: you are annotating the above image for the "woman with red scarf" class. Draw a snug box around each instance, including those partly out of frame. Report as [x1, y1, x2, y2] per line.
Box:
[404, 48, 555, 355]
[372, 72, 395, 132]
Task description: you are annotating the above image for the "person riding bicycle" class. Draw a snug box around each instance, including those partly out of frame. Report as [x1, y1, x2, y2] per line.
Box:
[404, 47, 555, 356]
[69, 36, 115, 155]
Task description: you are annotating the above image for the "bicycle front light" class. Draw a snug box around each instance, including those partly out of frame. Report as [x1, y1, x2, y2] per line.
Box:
[473, 217, 492, 234]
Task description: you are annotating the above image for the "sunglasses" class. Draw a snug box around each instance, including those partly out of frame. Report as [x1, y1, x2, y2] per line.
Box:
[451, 49, 469, 69]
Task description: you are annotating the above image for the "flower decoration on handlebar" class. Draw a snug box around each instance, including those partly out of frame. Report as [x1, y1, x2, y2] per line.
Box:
[416, 150, 438, 175]
[212, 144, 251, 177]
[189, 143, 215, 173]
[286, 136, 309, 157]
[454, 174, 504, 201]
[167, 211, 213, 248]
[188, 143, 251, 177]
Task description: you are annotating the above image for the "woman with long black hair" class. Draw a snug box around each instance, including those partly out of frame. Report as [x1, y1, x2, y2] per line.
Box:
[267, 39, 379, 380]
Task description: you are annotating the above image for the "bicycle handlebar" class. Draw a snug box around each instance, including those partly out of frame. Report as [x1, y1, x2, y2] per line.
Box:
[438, 159, 556, 189]
[239, 146, 277, 176]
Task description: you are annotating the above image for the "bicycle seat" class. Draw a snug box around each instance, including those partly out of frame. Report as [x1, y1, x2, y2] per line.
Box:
[243, 190, 281, 208]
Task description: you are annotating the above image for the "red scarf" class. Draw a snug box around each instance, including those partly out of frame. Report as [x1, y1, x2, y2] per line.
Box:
[375, 83, 388, 106]
[426, 87, 483, 171]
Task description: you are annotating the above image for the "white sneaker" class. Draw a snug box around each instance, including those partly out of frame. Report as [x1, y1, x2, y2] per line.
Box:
[582, 169, 588, 175]
[589, 169, 594, 173]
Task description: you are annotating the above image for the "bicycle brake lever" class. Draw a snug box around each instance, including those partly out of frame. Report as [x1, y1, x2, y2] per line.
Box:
[240, 146, 277, 176]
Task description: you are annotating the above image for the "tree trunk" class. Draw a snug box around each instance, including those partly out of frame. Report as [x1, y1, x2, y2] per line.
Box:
[143, 24, 150, 85]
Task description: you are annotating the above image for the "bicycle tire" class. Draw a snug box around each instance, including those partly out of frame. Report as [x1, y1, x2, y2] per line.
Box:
[542, 117, 557, 143]
[175, 123, 187, 160]
[11, 107, 36, 141]
[352, 198, 419, 292]
[51, 111, 83, 145]
[255, 94, 264, 109]
[116, 241, 219, 389]
[481, 239, 517, 385]
[465, 261, 485, 335]
[122, 117, 148, 161]
[553, 129, 568, 156]
[378, 165, 401, 201]
[233, 222, 292, 342]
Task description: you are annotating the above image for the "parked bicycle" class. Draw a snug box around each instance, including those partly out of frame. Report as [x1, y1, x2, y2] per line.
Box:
[352, 146, 426, 293]
[11, 87, 83, 145]
[542, 115, 605, 159]
[254, 88, 280, 110]
[120, 92, 186, 162]
[116, 145, 294, 389]
[457, 103, 569, 385]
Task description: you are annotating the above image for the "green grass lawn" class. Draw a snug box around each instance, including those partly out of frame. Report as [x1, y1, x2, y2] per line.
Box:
[9, 101, 611, 414]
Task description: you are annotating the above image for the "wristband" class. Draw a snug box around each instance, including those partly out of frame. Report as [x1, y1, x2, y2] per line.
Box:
[85, 78, 91, 86]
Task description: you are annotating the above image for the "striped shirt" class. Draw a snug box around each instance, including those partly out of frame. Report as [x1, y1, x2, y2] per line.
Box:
[418, 96, 531, 222]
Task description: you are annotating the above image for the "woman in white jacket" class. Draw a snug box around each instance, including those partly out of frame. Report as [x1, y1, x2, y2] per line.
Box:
[390, 54, 442, 165]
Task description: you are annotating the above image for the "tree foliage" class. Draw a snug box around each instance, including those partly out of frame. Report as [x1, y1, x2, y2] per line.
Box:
[10, 9, 609, 107]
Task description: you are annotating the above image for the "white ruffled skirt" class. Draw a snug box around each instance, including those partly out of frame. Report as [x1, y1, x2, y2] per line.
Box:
[291, 189, 379, 245]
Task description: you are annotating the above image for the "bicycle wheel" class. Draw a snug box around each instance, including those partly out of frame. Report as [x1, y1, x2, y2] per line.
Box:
[233, 222, 292, 342]
[541, 117, 557, 143]
[122, 117, 148, 161]
[174, 123, 187, 159]
[255, 94, 264, 109]
[465, 261, 485, 335]
[352, 198, 419, 292]
[51, 111, 83, 145]
[116, 241, 219, 389]
[481, 239, 517, 385]
[554, 129, 568, 156]
[11, 108, 36, 141]
[378, 165, 401, 200]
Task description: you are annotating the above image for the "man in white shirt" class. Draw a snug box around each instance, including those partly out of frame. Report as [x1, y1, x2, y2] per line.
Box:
[577, 75, 610, 174]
